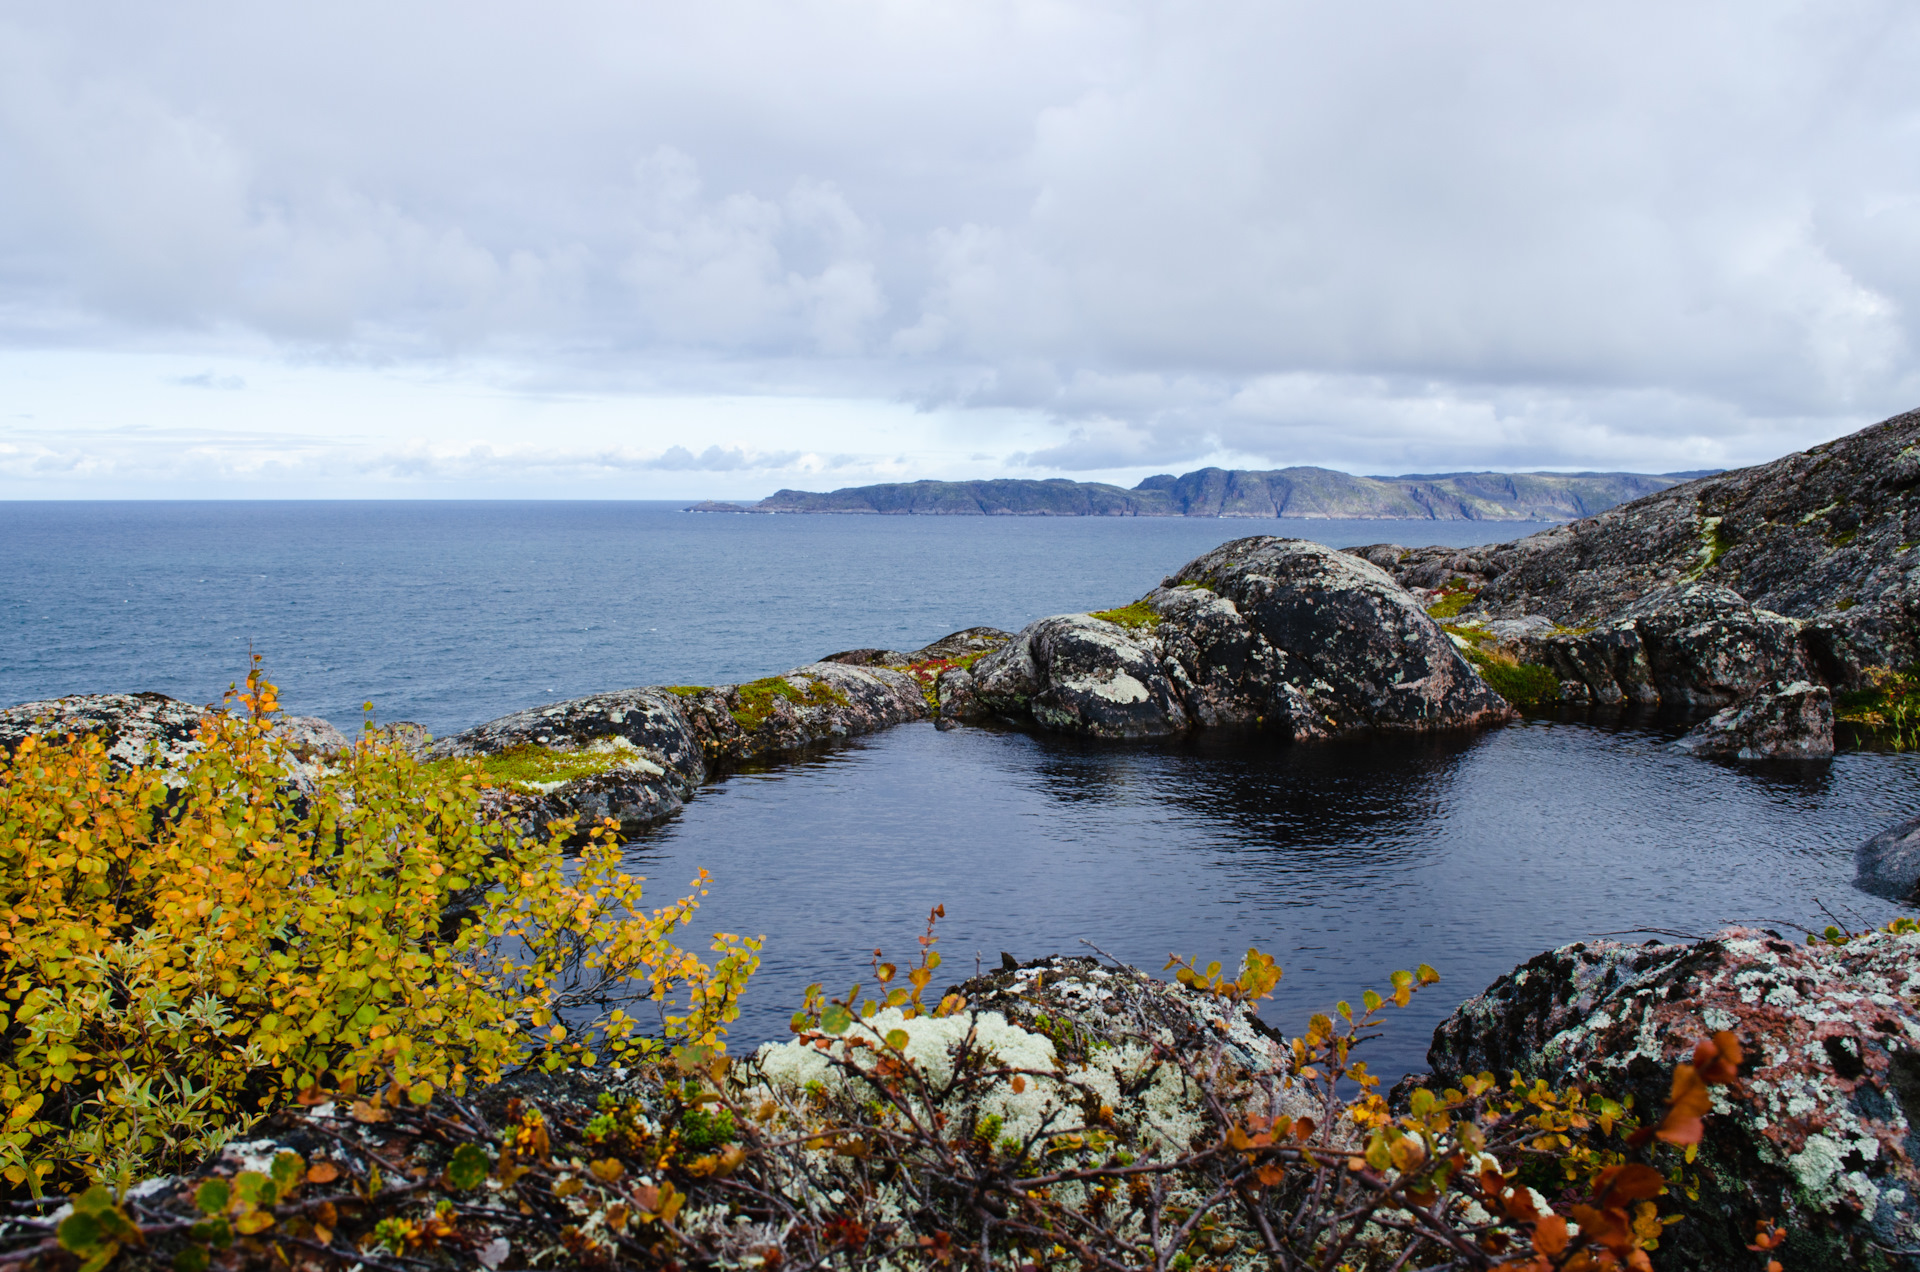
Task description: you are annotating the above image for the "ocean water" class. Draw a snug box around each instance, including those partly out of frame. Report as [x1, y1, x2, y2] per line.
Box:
[4, 501, 1911, 1077]
[0, 501, 1533, 734]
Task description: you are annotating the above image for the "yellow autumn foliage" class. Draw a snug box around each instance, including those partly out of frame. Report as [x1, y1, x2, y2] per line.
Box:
[0, 670, 758, 1193]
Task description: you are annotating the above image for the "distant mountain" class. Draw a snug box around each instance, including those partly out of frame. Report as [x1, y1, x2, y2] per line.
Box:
[690, 465, 1710, 521]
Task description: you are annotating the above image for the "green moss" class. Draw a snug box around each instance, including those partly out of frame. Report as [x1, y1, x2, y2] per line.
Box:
[1462, 648, 1560, 709]
[904, 650, 991, 710]
[1837, 597, 1857, 611]
[1833, 529, 1858, 548]
[1090, 599, 1158, 631]
[1425, 576, 1479, 620]
[432, 742, 636, 793]
[729, 676, 850, 730]
[663, 685, 709, 697]
[679, 1106, 736, 1152]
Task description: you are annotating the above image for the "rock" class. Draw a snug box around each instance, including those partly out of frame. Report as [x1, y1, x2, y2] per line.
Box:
[1166, 537, 1510, 737]
[971, 614, 1191, 738]
[671, 662, 929, 769]
[0, 692, 207, 769]
[1855, 815, 1920, 902]
[820, 647, 912, 667]
[1618, 584, 1814, 707]
[277, 715, 351, 757]
[1422, 928, 1920, 1270]
[431, 688, 709, 835]
[436, 663, 929, 834]
[907, 626, 1013, 662]
[1673, 681, 1835, 760]
[969, 537, 1511, 740]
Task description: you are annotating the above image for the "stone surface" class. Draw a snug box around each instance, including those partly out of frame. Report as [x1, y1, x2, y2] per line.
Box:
[1856, 815, 1920, 903]
[431, 687, 709, 835]
[970, 614, 1191, 738]
[670, 662, 929, 769]
[1673, 681, 1835, 760]
[1368, 407, 1920, 688]
[966, 537, 1511, 740]
[1423, 928, 1920, 1270]
[0, 692, 208, 769]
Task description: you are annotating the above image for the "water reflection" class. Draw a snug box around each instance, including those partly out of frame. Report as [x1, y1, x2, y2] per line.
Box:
[630, 718, 1920, 1080]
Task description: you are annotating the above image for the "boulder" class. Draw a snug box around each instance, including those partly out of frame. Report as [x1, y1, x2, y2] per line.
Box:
[970, 614, 1190, 738]
[1422, 928, 1920, 1270]
[1855, 815, 1920, 902]
[1673, 681, 1835, 760]
[0, 692, 207, 769]
[431, 687, 709, 835]
[1167, 537, 1510, 737]
[966, 537, 1511, 740]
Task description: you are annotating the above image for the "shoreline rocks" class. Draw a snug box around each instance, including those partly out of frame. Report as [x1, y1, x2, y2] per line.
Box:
[958, 537, 1512, 740]
[1350, 407, 1920, 759]
[1420, 926, 1920, 1270]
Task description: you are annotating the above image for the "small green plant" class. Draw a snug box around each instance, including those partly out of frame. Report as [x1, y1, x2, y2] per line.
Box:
[729, 677, 849, 730]
[1425, 576, 1478, 620]
[1089, 599, 1158, 631]
[1837, 666, 1920, 749]
[679, 1105, 737, 1152]
[436, 741, 638, 792]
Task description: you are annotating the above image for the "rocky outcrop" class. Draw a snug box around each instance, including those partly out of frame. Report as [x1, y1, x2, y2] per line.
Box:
[1351, 409, 1920, 758]
[1856, 815, 1920, 903]
[431, 662, 929, 836]
[1421, 928, 1920, 1270]
[1673, 681, 1835, 760]
[0, 692, 208, 768]
[960, 537, 1512, 740]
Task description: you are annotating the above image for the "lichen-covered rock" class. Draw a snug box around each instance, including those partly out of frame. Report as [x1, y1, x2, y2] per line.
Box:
[1617, 584, 1815, 708]
[970, 614, 1190, 738]
[431, 688, 708, 835]
[0, 692, 208, 768]
[968, 537, 1511, 740]
[1423, 929, 1920, 1270]
[1856, 815, 1920, 903]
[278, 715, 351, 757]
[672, 662, 929, 769]
[1673, 681, 1835, 760]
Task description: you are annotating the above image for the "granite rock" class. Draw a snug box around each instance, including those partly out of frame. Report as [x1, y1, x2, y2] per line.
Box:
[1856, 815, 1920, 903]
[0, 692, 208, 769]
[968, 537, 1511, 740]
[1673, 681, 1835, 760]
[1423, 928, 1920, 1270]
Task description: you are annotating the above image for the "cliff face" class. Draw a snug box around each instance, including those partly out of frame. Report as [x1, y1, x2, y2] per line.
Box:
[713, 466, 1697, 520]
[1371, 408, 1920, 686]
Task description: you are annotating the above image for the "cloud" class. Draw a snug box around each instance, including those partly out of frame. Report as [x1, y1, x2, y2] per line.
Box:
[3, 1, 1920, 486]
[641, 444, 803, 472]
[171, 371, 245, 390]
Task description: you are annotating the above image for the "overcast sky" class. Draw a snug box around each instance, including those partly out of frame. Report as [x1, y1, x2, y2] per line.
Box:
[4, 0, 1919, 497]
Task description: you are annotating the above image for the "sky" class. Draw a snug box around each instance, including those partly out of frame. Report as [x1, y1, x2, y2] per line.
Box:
[4, 0, 1920, 498]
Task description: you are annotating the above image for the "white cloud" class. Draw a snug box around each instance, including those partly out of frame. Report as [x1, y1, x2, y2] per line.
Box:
[2, 0, 1919, 492]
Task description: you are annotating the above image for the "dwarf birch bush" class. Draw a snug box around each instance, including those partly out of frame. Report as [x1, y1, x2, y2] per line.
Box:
[0, 669, 757, 1193]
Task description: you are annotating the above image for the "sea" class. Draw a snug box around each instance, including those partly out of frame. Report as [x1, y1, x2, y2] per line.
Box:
[5, 500, 1915, 1078]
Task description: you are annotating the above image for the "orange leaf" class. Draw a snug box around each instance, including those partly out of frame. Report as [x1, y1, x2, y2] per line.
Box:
[1592, 1163, 1667, 1205]
[1532, 1215, 1569, 1256]
[1654, 1062, 1712, 1146]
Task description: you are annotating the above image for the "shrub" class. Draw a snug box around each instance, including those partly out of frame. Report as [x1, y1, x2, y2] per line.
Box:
[0, 667, 757, 1193]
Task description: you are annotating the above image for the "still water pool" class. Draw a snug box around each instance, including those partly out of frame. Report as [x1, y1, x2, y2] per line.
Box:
[633, 713, 1920, 1077]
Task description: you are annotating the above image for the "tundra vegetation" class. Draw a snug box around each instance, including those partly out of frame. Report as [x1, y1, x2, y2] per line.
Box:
[0, 674, 1793, 1271]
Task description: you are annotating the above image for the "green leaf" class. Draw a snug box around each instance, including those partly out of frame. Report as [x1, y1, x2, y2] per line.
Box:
[270, 1152, 305, 1197]
[188, 1218, 233, 1251]
[1361, 989, 1383, 1014]
[884, 1029, 910, 1051]
[446, 1143, 490, 1191]
[174, 1244, 211, 1272]
[193, 1180, 230, 1217]
[820, 1003, 853, 1036]
[56, 1211, 103, 1254]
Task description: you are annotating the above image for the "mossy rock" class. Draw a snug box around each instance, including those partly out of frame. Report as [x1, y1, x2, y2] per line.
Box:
[729, 677, 851, 731]
[1088, 599, 1157, 631]
[430, 740, 646, 793]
